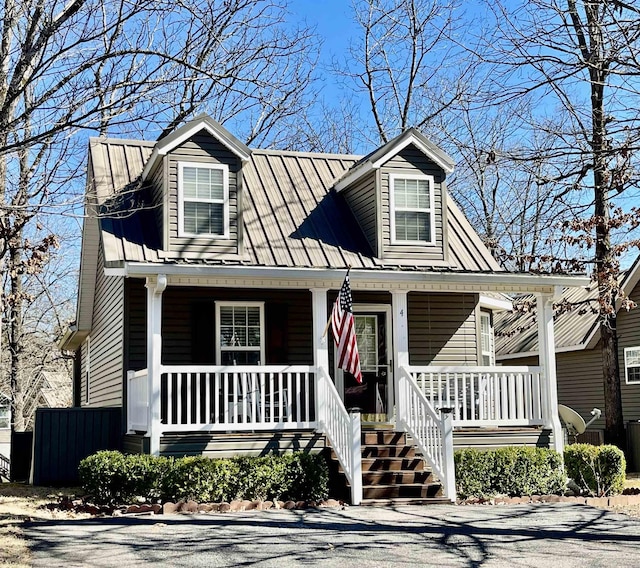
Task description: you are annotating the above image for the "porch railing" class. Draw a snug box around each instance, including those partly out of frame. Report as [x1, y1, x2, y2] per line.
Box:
[127, 369, 149, 433]
[317, 367, 362, 505]
[409, 366, 544, 427]
[159, 365, 316, 432]
[397, 366, 455, 502]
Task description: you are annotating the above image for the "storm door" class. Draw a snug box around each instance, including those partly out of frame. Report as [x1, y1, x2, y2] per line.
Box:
[341, 306, 392, 423]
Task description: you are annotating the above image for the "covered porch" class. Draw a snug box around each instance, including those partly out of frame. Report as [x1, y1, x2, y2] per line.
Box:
[124, 267, 589, 504]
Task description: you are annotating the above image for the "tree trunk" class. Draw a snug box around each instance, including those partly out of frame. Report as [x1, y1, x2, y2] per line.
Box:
[9, 241, 25, 432]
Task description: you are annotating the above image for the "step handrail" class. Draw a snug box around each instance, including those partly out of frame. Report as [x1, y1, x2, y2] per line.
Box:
[316, 367, 362, 505]
[0, 452, 9, 479]
[397, 366, 456, 502]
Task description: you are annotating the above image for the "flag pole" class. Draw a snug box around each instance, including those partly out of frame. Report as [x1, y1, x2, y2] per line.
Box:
[322, 266, 351, 338]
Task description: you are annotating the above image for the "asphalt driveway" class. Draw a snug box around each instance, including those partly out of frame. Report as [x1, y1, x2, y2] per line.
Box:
[26, 503, 640, 567]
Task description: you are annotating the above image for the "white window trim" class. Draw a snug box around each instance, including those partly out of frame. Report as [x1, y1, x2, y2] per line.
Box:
[480, 311, 495, 366]
[624, 346, 640, 384]
[389, 172, 436, 245]
[177, 161, 230, 238]
[215, 301, 265, 365]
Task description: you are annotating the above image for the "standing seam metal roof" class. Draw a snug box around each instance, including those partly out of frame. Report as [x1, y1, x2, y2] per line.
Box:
[89, 136, 501, 272]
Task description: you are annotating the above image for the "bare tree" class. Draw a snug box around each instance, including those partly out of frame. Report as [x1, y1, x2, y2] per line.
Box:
[477, 0, 640, 447]
[0, 0, 319, 432]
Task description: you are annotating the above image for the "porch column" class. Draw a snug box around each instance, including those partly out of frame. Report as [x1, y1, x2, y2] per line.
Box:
[537, 291, 563, 454]
[146, 274, 167, 456]
[391, 290, 409, 423]
[311, 288, 329, 432]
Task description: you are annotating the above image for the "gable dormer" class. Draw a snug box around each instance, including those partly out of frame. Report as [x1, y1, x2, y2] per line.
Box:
[335, 129, 454, 265]
[141, 115, 251, 259]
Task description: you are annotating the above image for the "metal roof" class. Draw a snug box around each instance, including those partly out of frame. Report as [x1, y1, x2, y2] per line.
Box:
[495, 284, 600, 357]
[89, 138, 501, 273]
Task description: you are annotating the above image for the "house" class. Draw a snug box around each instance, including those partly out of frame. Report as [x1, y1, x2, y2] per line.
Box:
[59, 115, 588, 503]
[496, 256, 640, 457]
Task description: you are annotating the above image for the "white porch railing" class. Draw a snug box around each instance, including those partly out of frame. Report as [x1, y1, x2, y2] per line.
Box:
[127, 369, 149, 433]
[409, 366, 544, 427]
[159, 365, 317, 432]
[317, 367, 362, 505]
[397, 366, 455, 502]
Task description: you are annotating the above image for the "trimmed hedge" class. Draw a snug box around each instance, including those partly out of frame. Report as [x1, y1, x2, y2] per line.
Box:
[454, 447, 566, 499]
[564, 444, 626, 497]
[79, 451, 329, 505]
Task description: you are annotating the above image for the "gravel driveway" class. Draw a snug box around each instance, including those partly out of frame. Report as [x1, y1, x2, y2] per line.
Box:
[26, 503, 640, 567]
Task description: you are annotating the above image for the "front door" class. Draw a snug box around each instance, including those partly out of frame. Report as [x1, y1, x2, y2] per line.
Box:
[342, 307, 391, 422]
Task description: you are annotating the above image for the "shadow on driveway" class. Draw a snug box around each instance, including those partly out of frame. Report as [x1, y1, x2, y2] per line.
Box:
[25, 503, 640, 567]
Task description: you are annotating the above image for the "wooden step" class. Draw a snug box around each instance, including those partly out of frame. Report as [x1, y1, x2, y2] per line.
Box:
[362, 431, 406, 445]
[362, 470, 434, 485]
[359, 497, 452, 507]
[362, 482, 442, 500]
[361, 457, 425, 471]
[361, 444, 416, 458]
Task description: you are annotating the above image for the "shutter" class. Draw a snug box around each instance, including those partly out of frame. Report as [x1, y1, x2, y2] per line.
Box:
[191, 301, 215, 364]
[266, 303, 288, 364]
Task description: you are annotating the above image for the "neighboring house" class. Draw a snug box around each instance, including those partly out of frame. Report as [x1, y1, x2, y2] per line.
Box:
[496, 256, 640, 447]
[59, 115, 588, 503]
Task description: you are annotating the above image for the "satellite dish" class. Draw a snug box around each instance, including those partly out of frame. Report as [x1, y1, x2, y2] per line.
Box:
[558, 404, 587, 437]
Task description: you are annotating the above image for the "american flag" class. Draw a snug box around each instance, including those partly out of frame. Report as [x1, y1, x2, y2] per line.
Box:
[331, 272, 362, 383]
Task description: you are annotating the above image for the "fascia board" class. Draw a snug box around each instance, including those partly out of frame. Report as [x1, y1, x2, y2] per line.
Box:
[141, 117, 251, 181]
[117, 262, 591, 292]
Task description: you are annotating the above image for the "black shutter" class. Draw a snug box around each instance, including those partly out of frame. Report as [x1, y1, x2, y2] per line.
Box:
[191, 301, 215, 364]
[266, 303, 288, 364]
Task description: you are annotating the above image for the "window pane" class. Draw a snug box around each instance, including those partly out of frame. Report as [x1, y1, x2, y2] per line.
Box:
[221, 351, 260, 365]
[417, 180, 430, 208]
[0, 405, 9, 429]
[184, 202, 223, 235]
[183, 167, 198, 198]
[629, 366, 640, 383]
[210, 169, 224, 200]
[234, 308, 247, 327]
[395, 211, 431, 242]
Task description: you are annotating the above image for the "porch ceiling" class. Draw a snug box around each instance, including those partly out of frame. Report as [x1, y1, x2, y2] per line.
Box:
[112, 264, 591, 295]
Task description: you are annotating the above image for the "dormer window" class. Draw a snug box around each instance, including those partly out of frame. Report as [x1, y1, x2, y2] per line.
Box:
[389, 173, 435, 244]
[178, 162, 229, 237]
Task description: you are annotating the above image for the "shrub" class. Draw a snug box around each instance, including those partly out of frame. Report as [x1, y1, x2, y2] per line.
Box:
[564, 444, 626, 497]
[454, 447, 566, 499]
[79, 450, 329, 505]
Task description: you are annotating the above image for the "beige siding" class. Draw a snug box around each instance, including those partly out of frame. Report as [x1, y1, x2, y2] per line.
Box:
[508, 350, 608, 431]
[0, 429, 10, 444]
[408, 292, 478, 365]
[166, 134, 241, 257]
[342, 170, 378, 255]
[618, 283, 640, 421]
[380, 145, 445, 262]
[84, 248, 124, 407]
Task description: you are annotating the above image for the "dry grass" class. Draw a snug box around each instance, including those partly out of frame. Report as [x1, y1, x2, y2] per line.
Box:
[0, 484, 88, 567]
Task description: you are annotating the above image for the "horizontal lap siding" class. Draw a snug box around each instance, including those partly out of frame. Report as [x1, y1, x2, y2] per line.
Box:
[86, 249, 124, 406]
[167, 135, 240, 256]
[380, 146, 445, 262]
[408, 292, 478, 365]
[618, 283, 640, 421]
[159, 287, 313, 366]
[509, 350, 608, 430]
[342, 171, 377, 255]
[149, 161, 165, 245]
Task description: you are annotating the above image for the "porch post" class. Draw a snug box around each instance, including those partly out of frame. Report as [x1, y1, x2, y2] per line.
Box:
[391, 290, 409, 424]
[311, 288, 329, 432]
[537, 291, 563, 454]
[146, 274, 167, 456]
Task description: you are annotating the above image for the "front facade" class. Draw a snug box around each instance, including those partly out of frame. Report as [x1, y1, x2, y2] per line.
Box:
[61, 116, 588, 503]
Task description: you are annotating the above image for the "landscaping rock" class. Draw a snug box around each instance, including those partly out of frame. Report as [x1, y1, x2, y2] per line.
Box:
[283, 500, 296, 509]
[178, 500, 198, 513]
[163, 502, 179, 515]
[219, 502, 231, 512]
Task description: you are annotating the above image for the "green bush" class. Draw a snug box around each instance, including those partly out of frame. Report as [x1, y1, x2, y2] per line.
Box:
[564, 444, 626, 497]
[78, 450, 329, 505]
[454, 447, 566, 499]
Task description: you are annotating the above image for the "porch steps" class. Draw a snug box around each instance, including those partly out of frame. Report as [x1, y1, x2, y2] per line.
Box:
[328, 429, 446, 506]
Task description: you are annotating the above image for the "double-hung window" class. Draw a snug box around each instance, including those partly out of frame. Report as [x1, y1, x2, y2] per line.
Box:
[216, 302, 265, 365]
[390, 174, 435, 244]
[0, 397, 9, 429]
[178, 162, 229, 238]
[480, 311, 495, 366]
[624, 347, 640, 384]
